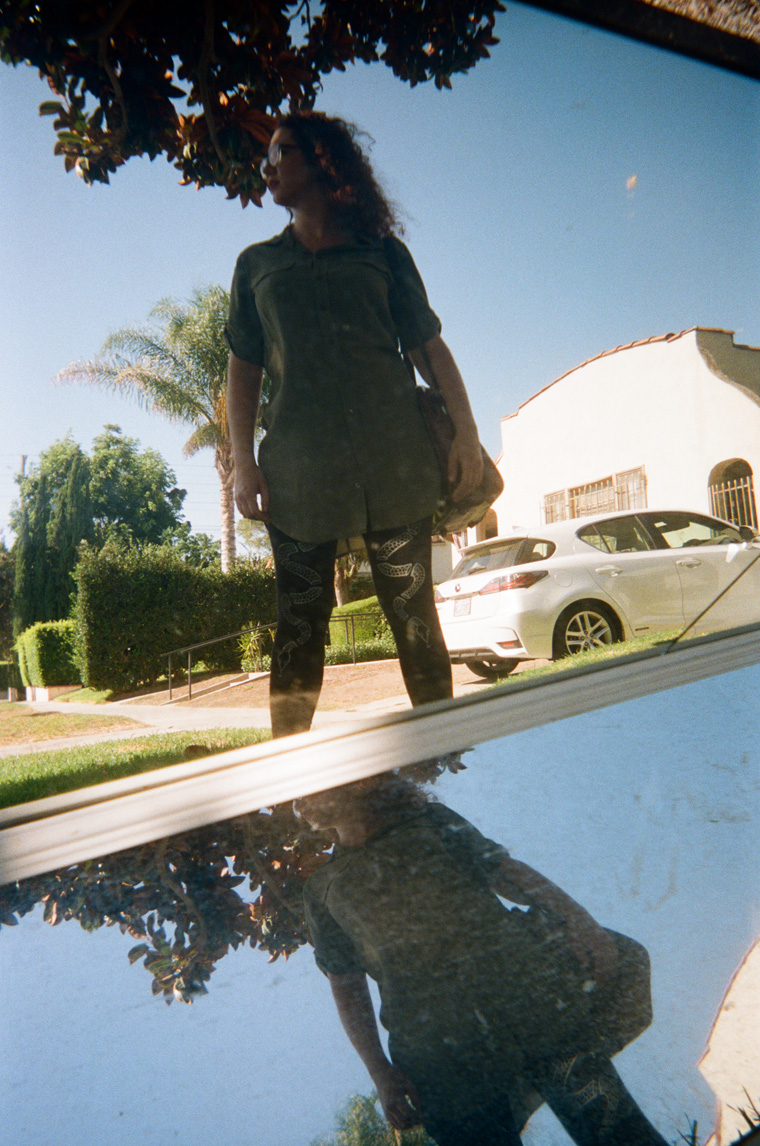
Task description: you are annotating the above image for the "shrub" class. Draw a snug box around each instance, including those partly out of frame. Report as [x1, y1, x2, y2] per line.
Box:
[15, 620, 78, 687]
[74, 547, 277, 691]
[0, 658, 21, 691]
[323, 636, 397, 665]
[329, 596, 391, 646]
[238, 623, 275, 672]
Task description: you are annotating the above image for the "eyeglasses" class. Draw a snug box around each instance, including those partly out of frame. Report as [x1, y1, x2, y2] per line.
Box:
[260, 142, 300, 174]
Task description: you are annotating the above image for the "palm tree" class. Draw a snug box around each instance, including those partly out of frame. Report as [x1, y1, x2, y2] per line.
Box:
[59, 285, 246, 571]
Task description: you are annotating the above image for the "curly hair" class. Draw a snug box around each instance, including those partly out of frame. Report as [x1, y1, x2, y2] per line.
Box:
[275, 110, 401, 239]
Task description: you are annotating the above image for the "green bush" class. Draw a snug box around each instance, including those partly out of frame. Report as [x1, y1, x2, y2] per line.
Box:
[329, 596, 390, 646]
[15, 620, 79, 687]
[15, 639, 28, 688]
[324, 636, 397, 665]
[74, 547, 277, 691]
[238, 623, 275, 672]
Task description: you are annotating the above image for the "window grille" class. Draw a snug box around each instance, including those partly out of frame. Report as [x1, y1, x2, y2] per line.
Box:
[709, 474, 758, 529]
[615, 466, 648, 510]
[544, 490, 567, 523]
[544, 465, 648, 522]
[569, 477, 616, 518]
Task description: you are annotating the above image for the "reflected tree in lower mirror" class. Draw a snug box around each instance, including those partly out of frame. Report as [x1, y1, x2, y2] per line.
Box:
[0, 804, 332, 1002]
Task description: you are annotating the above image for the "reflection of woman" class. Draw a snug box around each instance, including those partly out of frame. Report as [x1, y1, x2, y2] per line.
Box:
[296, 777, 668, 1146]
[226, 112, 482, 737]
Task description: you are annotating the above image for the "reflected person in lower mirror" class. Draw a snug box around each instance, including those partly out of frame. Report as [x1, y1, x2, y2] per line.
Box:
[295, 774, 668, 1146]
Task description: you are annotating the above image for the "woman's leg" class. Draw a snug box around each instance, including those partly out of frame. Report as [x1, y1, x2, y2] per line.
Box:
[266, 524, 337, 738]
[364, 517, 453, 707]
[422, 1095, 523, 1146]
[528, 1052, 669, 1146]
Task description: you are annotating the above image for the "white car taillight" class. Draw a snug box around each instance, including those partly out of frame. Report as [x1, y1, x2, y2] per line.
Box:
[478, 570, 549, 595]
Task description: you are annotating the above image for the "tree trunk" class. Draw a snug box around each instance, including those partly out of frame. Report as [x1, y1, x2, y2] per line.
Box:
[333, 555, 357, 606]
[216, 446, 236, 572]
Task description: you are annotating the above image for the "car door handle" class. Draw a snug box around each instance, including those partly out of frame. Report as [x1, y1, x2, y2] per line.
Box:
[595, 564, 623, 575]
[676, 557, 702, 568]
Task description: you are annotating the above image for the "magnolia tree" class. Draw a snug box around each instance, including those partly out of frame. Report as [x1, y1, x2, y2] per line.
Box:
[0, 0, 505, 206]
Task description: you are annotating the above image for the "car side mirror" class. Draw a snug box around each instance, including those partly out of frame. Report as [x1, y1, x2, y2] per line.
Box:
[738, 525, 757, 542]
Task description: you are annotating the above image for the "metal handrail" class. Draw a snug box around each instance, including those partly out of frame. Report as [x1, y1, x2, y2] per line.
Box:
[162, 611, 384, 700]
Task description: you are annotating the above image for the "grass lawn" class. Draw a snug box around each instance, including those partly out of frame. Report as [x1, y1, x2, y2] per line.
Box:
[0, 702, 139, 746]
[0, 727, 271, 809]
[488, 630, 682, 690]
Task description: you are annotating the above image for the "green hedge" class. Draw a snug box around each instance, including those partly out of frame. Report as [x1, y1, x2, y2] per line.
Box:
[329, 596, 391, 646]
[0, 660, 17, 690]
[15, 620, 78, 687]
[74, 547, 277, 691]
[324, 636, 397, 665]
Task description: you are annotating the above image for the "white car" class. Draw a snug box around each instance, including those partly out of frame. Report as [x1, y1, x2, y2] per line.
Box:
[435, 508, 760, 678]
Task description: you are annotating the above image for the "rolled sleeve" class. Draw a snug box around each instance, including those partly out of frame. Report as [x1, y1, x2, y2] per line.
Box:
[384, 237, 442, 351]
[224, 252, 265, 364]
[303, 885, 364, 977]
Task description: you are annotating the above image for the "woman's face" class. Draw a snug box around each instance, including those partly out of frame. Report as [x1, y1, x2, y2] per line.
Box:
[293, 789, 347, 830]
[261, 126, 320, 209]
[293, 779, 373, 831]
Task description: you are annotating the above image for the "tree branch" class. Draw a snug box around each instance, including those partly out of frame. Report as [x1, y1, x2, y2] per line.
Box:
[197, 0, 228, 167]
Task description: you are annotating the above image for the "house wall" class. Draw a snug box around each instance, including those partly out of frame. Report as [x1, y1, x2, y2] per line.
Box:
[492, 330, 760, 530]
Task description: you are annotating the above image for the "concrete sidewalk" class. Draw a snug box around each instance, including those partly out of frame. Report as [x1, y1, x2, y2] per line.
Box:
[0, 692, 416, 758]
[0, 660, 500, 759]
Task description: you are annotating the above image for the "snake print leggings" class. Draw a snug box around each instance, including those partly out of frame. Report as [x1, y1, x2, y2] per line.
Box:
[266, 517, 453, 738]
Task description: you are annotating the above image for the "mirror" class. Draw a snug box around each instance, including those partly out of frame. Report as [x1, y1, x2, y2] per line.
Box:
[2, 656, 758, 1144]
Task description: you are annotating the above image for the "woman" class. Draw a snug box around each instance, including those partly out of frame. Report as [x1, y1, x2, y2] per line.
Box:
[226, 111, 483, 737]
[295, 774, 669, 1146]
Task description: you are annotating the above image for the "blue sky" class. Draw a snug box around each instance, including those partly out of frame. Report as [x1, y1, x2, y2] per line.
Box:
[1, 2, 759, 546]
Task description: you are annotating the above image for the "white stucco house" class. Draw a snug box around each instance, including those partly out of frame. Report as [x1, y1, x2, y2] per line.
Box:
[458, 328, 760, 551]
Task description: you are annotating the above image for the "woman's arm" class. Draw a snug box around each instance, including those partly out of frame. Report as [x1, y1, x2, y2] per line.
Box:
[490, 856, 619, 985]
[408, 334, 484, 502]
[327, 971, 421, 1130]
[227, 351, 270, 521]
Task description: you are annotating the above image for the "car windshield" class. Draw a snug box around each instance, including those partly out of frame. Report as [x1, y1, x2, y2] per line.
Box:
[451, 537, 555, 578]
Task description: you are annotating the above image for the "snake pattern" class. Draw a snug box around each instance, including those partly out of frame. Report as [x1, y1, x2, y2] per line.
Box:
[374, 520, 431, 647]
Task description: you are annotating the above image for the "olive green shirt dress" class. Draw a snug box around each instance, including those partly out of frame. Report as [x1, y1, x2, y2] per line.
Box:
[225, 228, 443, 543]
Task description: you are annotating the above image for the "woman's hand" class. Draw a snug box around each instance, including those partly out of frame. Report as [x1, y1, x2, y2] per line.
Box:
[448, 432, 484, 502]
[234, 456, 270, 522]
[373, 1062, 421, 1131]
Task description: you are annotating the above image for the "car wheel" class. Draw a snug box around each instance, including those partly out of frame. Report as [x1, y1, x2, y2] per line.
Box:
[464, 658, 519, 680]
[552, 602, 621, 659]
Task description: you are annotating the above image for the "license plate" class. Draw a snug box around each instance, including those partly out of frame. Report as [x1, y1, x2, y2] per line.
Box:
[453, 598, 471, 617]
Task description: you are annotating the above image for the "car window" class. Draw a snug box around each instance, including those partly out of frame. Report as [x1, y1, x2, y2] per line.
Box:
[642, 512, 743, 549]
[516, 538, 556, 564]
[451, 539, 525, 577]
[577, 517, 653, 554]
[576, 524, 608, 552]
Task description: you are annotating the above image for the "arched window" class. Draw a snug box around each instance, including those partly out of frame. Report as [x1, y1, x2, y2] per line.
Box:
[473, 508, 499, 542]
[708, 459, 758, 529]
